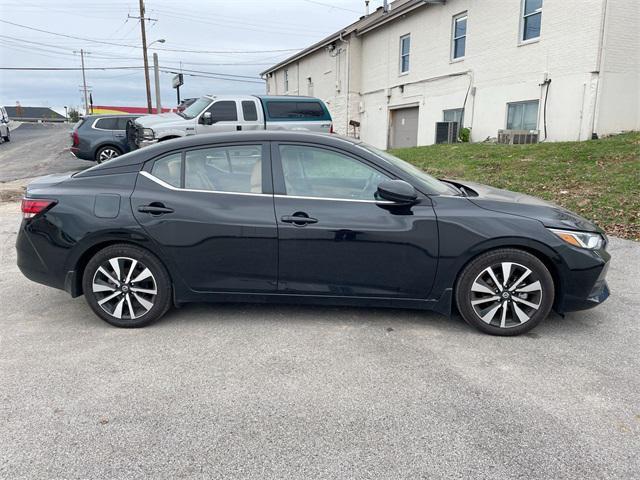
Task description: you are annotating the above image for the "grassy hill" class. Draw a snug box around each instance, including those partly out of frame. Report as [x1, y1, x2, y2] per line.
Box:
[392, 132, 640, 240]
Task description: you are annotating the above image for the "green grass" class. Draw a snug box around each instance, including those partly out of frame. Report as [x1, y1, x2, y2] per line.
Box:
[391, 132, 640, 241]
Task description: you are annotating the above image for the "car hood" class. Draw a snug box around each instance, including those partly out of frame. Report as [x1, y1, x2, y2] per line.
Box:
[135, 112, 187, 129]
[450, 179, 601, 233]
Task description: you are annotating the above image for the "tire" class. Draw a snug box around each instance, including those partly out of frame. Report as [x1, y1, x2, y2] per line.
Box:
[82, 244, 172, 328]
[3, 129, 9, 142]
[95, 145, 121, 163]
[455, 248, 554, 336]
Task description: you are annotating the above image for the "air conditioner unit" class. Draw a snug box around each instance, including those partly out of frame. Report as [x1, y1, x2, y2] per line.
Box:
[498, 129, 539, 145]
[435, 121, 459, 144]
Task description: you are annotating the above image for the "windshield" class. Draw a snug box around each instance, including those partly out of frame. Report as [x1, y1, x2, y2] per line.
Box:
[179, 97, 212, 119]
[358, 143, 452, 195]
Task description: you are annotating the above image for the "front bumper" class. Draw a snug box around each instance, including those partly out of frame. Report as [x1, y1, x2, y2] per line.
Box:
[555, 248, 611, 313]
[137, 138, 159, 148]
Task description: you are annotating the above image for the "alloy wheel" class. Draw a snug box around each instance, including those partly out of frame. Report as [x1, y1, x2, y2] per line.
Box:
[470, 261, 543, 329]
[98, 148, 120, 163]
[92, 256, 157, 320]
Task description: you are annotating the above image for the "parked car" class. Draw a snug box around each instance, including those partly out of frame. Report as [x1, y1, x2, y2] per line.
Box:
[128, 95, 332, 149]
[16, 131, 610, 335]
[71, 114, 141, 163]
[0, 106, 10, 143]
[176, 97, 197, 113]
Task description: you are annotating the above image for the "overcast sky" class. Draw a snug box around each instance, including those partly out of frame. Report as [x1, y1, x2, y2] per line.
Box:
[0, 0, 384, 112]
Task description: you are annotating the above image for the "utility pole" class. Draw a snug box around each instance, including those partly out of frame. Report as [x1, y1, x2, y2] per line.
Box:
[74, 49, 90, 116]
[153, 52, 162, 113]
[130, 0, 154, 113]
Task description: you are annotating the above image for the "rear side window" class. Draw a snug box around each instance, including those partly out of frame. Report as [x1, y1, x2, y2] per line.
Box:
[185, 145, 263, 193]
[242, 101, 258, 121]
[209, 101, 238, 122]
[151, 153, 182, 187]
[266, 101, 325, 120]
[94, 118, 119, 130]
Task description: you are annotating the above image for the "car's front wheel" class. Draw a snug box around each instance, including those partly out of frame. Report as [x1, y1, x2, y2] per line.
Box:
[95, 145, 121, 163]
[82, 244, 172, 327]
[455, 249, 554, 336]
[3, 129, 9, 142]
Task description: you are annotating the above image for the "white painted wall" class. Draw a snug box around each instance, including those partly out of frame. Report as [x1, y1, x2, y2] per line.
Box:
[595, 0, 640, 135]
[266, 0, 638, 148]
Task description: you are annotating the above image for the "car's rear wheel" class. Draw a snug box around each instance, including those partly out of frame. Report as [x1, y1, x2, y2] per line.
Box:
[82, 244, 172, 327]
[96, 145, 121, 163]
[455, 249, 554, 336]
[3, 129, 9, 142]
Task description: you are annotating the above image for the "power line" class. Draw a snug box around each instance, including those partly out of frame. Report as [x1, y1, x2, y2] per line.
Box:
[0, 19, 304, 54]
[300, 0, 362, 13]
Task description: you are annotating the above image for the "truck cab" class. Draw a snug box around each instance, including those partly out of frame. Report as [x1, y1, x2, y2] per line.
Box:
[129, 95, 332, 148]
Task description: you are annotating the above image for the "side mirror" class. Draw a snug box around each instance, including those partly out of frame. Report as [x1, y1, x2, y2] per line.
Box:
[377, 180, 418, 205]
[202, 111, 213, 125]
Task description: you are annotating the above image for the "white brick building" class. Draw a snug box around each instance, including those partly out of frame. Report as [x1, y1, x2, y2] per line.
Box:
[262, 0, 639, 149]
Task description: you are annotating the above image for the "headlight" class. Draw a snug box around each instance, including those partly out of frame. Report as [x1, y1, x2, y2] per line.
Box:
[549, 228, 605, 250]
[141, 128, 155, 140]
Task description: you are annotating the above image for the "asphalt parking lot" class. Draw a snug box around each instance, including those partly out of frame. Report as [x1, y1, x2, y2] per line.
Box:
[0, 127, 638, 479]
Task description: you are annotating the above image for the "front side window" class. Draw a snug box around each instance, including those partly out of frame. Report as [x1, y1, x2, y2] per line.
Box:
[444, 108, 464, 126]
[279, 145, 390, 200]
[521, 0, 543, 41]
[400, 34, 411, 74]
[115, 117, 136, 130]
[151, 153, 182, 188]
[507, 101, 539, 130]
[452, 13, 467, 59]
[208, 101, 238, 122]
[185, 145, 262, 193]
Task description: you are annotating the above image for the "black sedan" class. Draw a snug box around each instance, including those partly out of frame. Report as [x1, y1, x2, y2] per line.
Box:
[16, 132, 610, 335]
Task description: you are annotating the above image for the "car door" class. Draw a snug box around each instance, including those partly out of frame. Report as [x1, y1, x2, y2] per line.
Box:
[114, 117, 133, 152]
[271, 142, 439, 298]
[195, 100, 242, 135]
[131, 142, 278, 292]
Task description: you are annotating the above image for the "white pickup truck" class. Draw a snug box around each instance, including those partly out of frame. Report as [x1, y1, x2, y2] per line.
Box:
[128, 95, 333, 149]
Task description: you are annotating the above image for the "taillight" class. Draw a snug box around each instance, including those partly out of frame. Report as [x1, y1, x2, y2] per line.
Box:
[329, 124, 334, 134]
[72, 130, 79, 147]
[21, 198, 56, 219]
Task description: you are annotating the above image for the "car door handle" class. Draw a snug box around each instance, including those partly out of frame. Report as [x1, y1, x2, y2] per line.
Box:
[138, 204, 174, 215]
[281, 214, 318, 225]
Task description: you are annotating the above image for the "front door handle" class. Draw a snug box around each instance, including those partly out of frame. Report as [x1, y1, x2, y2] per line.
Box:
[138, 203, 174, 215]
[281, 213, 318, 226]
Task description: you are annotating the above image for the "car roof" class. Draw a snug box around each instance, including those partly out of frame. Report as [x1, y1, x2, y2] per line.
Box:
[77, 131, 363, 177]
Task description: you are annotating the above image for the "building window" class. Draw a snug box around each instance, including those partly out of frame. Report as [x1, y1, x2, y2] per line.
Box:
[399, 34, 411, 74]
[452, 13, 467, 60]
[521, 0, 543, 42]
[507, 100, 539, 130]
[284, 69, 289, 92]
[443, 108, 464, 127]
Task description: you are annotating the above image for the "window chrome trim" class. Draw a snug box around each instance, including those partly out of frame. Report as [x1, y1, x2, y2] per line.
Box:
[91, 117, 128, 132]
[275, 194, 394, 204]
[140, 171, 395, 204]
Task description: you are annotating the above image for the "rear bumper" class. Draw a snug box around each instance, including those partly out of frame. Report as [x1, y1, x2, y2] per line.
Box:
[16, 222, 66, 292]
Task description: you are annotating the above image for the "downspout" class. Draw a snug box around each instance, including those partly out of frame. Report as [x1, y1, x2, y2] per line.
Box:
[590, 0, 608, 139]
[340, 32, 350, 135]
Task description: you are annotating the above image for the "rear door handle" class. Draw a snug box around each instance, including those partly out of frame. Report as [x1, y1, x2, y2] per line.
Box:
[281, 214, 318, 225]
[138, 204, 174, 215]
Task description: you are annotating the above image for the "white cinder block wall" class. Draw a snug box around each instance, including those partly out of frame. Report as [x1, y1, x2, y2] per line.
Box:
[264, 0, 638, 149]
